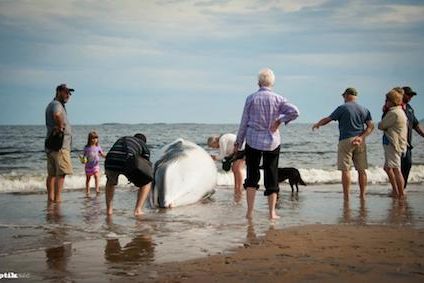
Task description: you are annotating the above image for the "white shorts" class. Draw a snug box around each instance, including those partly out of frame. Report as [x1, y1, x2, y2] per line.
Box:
[383, 144, 401, 168]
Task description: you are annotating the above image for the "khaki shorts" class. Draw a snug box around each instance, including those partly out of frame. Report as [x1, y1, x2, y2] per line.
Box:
[105, 170, 121, 186]
[47, 149, 73, 177]
[383, 144, 401, 168]
[337, 137, 368, 171]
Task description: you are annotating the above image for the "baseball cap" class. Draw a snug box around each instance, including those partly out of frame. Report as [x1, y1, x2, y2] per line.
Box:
[402, 86, 417, 96]
[56, 83, 75, 93]
[342, 87, 358, 96]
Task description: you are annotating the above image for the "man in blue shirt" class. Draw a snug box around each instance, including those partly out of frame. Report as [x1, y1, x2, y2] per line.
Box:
[313, 88, 374, 200]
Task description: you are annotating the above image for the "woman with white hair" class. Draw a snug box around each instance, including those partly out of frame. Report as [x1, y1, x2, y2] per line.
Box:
[234, 68, 299, 219]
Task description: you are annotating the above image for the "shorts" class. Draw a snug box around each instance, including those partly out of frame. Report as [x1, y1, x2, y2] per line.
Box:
[47, 149, 73, 177]
[105, 169, 151, 187]
[105, 170, 121, 186]
[383, 144, 401, 168]
[337, 137, 368, 171]
[244, 144, 280, 196]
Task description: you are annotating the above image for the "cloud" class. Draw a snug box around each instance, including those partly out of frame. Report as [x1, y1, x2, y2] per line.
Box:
[331, 1, 424, 28]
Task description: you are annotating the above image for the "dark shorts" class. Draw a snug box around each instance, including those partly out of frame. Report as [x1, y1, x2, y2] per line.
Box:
[244, 144, 280, 196]
[105, 169, 152, 187]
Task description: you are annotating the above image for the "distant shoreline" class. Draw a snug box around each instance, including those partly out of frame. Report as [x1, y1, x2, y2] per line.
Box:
[1, 120, 423, 127]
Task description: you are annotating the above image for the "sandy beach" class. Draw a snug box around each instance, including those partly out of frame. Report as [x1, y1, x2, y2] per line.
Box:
[0, 184, 423, 282]
[146, 224, 424, 283]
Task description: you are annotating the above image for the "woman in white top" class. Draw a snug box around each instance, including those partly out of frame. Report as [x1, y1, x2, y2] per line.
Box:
[208, 133, 245, 203]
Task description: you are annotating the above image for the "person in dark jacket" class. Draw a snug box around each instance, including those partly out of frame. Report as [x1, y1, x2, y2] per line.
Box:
[105, 133, 152, 216]
[401, 86, 424, 188]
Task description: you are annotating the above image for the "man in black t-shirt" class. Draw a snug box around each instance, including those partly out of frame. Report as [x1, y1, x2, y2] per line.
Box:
[105, 133, 152, 216]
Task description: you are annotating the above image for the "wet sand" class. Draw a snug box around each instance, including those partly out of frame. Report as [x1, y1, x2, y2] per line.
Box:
[147, 224, 424, 283]
[1, 184, 424, 282]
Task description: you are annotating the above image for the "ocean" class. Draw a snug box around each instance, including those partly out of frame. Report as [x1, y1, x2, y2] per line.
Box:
[0, 123, 423, 192]
[0, 123, 424, 281]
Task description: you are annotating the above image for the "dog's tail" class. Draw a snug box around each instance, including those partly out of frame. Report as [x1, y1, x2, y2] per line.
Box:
[299, 175, 307, 186]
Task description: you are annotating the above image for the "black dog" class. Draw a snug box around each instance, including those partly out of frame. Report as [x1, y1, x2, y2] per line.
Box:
[277, 167, 306, 192]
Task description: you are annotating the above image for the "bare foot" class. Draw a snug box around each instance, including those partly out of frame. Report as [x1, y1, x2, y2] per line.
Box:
[234, 193, 242, 204]
[388, 192, 398, 198]
[134, 210, 144, 216]
[246, 212, 253, 219]
[270, 213, 280, 220]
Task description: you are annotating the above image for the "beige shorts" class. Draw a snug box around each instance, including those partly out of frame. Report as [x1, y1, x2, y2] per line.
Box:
[47, 149, 73, 177]
[105, 170, 121, 186]
[337, 137, 368, 171]
[383, 144, 401, 168]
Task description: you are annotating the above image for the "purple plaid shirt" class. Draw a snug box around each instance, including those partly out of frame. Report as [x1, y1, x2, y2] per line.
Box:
[236, 87, 299, 151]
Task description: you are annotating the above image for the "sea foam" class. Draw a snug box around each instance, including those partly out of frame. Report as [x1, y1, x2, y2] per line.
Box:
[0, 165, 423, 193]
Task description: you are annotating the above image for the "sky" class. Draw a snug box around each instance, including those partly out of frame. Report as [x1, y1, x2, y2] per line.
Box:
[0, 0, 423, 125]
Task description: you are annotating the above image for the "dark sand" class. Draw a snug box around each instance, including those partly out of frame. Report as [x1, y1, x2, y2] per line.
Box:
[147, 224, 424, 283]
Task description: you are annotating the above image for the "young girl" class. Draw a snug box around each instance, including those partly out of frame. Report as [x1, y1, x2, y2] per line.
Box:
[82, 131, 106, 195]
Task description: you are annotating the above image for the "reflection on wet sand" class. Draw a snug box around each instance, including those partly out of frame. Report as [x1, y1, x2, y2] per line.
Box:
[45, 243, 72, 272]
[341, 198, 368, 225]
[104, 235, 154, 263]
[387, 198, 413, 226]
[276, 192, 301, 210]
[246, 220, 258, 244]
[44, 202, 72, 280]
[104, 216, 155, 264]
[82, 195, 102, 224]
[46, 201, 63, 224]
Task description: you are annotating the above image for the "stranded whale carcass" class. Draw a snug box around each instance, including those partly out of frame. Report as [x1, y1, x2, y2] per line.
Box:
[151, 139, 217, 208]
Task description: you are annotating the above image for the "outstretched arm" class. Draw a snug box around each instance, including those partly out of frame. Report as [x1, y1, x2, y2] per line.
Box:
[312, 117, 332, 130]
[414, 124, 424, 138]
